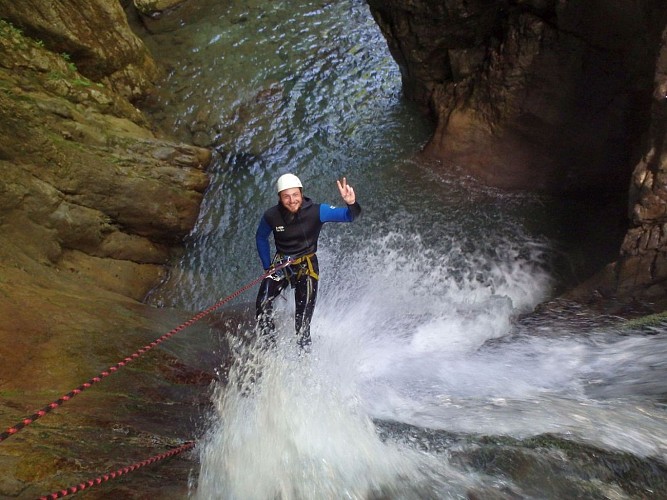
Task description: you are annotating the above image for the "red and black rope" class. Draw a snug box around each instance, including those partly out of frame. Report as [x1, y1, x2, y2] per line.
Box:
[38, 441, 195, 499]
[1, 263, 289, 442]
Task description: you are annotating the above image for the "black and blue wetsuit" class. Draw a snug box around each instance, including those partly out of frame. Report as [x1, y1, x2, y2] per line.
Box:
[255, 196, 361, 347]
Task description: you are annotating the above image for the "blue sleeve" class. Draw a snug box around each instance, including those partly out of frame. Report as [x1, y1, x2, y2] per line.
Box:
[255, 216, 273, 270]
[319, 202, 361, 223]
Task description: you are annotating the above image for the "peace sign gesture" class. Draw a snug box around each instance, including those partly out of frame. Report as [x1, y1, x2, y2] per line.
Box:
[337, 177, 356, 205]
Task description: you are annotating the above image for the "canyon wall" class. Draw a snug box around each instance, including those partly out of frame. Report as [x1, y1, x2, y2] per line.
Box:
[0, 1, 212, 496]
[366, 0, 667, 307]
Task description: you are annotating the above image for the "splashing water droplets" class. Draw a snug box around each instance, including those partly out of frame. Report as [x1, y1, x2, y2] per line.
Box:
[195, 338, 470, 499]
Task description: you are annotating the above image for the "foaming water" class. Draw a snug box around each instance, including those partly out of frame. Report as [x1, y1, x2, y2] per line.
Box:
[195, 341, 471, 499]
[194, 223, 667, 497]
[316, 231, 667, 461]
[194, 222, 545, 498]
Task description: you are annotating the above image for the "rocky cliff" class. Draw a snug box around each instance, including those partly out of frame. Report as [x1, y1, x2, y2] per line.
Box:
[0, 1, 213, 496]
[366, 0, 667, 308]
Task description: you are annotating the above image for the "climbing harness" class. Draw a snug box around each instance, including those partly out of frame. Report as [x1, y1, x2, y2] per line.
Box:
[273, 253, 319, 283]
[0, 261, 292, 443]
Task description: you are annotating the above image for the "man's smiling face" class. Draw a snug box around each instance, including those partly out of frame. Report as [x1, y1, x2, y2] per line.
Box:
[279, 187, 303, 214]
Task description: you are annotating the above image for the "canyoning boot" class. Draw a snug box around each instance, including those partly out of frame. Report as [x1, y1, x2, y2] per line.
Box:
[296, 328, 312, 352]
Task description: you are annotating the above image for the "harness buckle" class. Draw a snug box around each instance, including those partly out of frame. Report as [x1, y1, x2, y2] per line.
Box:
[268, 271, 283, 281]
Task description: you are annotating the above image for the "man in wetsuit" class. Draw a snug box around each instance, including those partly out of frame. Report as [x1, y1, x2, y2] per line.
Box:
[255, 173, 361, 348]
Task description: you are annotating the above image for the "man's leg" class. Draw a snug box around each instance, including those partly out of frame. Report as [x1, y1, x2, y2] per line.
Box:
[294, 274, 318, 348]
[255, 276, 288, 345]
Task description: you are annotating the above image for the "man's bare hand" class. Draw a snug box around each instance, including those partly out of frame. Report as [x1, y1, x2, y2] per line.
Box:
[337, 177, 356, 205]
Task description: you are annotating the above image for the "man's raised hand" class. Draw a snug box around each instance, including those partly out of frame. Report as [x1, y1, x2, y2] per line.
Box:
[337, 177, 356, 205]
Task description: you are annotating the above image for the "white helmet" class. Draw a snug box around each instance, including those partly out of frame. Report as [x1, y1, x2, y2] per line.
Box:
[276, 173, 303, 193]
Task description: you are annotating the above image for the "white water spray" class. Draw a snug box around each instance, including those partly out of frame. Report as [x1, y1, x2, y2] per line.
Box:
[194, 224, 667, 498]
[195, 324, 483, 500]
[194, 228, 554, 498]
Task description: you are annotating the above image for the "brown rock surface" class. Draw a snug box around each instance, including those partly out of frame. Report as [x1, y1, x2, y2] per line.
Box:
[133, 0, 188, 16]
[367, 0, 666, 195]
[0, 11, 215, 497]
[0, 18, 210, 298]
[0, 0, 160, 100]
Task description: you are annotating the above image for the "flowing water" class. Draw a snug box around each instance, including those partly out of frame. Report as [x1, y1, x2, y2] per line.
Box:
[134, 0, 667, 497]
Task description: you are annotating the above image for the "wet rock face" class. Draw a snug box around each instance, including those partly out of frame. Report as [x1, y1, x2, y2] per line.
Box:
[0, 7, 214, 496]
[0, 0, 160, 101]
[367, 0, 667, 304]
[616, 30, 667, 302]
[133, 0, 187, 17]
[366, 0, 666, 195]
[0, 14, 210, 300]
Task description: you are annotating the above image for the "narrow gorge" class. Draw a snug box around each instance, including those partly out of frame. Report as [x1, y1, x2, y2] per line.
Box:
[1, 0, 667, 497]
